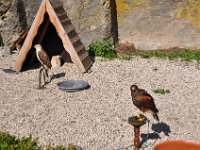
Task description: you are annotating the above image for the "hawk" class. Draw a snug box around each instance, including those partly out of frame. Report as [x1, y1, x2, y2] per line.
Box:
[34, 44, 52, 70]
[130, 84, 159, 121]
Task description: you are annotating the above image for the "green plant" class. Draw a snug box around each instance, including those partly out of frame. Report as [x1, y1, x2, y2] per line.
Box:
[0, 132, 38, 150]
[26, 24, 32, 30]
[89, 39, 117, 59]
[119, 54, 132, 60]
[153, 67, 158, 71]
[153, 88, 170, 94]
[45, 143, 77, 150]
[0, 132, 16, 150]
[134, 49, 200, 62]
[0, 132, 77, 150]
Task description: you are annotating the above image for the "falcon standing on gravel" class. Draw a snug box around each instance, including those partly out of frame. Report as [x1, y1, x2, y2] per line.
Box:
[130, 84, 159, 121]
[34, 44, 52, 71]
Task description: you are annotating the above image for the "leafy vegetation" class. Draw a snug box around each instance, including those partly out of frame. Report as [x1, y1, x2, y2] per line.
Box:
[89, 40, 200, 62]
[153, 88, 170, 95]
[88, 39, 117, 59]
[117, 49, 200, 62]
[135, 49, 200, 62]
[118, 54, 132, 60]
[0, 132, 77, 150]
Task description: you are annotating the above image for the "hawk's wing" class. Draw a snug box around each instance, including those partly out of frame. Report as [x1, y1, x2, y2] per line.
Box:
[38, 50, 52, 68]
[134, 94, 158, 113]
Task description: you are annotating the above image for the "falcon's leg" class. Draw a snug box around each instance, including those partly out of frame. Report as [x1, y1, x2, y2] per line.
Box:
[140, 111, 144, 115]
[146, 119, 150, 139]
[138, 111, 144, 118]
[45, 68, 52, 83]
[45, 68, 49, 78]
[38, 67, 43, 89]
[43, 69, 46, 83]
[38, 66, 47, 88]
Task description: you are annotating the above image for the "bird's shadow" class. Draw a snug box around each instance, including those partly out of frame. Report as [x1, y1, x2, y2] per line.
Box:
[50, 72, 66, 80]
[151, 122, 171, 136]
[140, 122, 171, 147]
[140, 132, 161, 147]
[39, 72, 66, 88]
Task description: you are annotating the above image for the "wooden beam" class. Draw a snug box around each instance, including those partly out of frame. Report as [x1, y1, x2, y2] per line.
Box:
[38, 18, 50, 44]
[13, 0, 47, 72]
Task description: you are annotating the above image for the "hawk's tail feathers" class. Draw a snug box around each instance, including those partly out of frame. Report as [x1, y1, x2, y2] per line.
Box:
[153, 113, 159, 121]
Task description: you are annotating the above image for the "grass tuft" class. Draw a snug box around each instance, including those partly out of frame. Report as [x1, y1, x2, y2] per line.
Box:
[89, 40, 200, 62]
[135, 49, 200, 62]
[153, 88, 170, 94]
[118, 54, 132, 60]
[153, 67, 158, 71]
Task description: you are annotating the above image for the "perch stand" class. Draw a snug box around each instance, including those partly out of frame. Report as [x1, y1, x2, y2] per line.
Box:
[128, 115, 147, 150]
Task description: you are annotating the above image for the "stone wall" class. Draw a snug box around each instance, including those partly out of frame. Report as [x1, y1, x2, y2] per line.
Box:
[0, 0, 118, 49]
[117, 0, 200, 50]
[2, 0, 200, 52]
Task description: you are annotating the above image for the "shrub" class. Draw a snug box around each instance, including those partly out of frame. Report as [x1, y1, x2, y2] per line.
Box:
[0, 132, 38, 150]
[89, 39, 117, 59]
[0, 132, 77, 150]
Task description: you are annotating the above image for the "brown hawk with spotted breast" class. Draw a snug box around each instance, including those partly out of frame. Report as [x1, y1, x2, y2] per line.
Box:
[130, 84, 159, 121]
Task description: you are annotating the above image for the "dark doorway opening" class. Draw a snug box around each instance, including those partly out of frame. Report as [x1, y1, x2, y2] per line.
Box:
[22, 13, 72, 71]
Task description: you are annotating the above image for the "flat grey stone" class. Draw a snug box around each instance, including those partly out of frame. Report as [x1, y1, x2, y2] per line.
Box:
[57, 80, 90, 92]
[2, 68, 17, 74]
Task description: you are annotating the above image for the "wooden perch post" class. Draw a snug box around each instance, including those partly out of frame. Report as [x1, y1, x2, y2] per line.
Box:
[128, 115, 147, 150]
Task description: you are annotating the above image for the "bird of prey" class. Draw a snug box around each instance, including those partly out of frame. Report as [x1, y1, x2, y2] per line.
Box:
[34, 44, 52, 70]
[130, 84, 159, 121]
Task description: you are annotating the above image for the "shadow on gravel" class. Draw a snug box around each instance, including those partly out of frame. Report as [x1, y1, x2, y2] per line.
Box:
[140, 122, 171, 147]
[140, 132, 161, 147]
[51, 72, 66, 80]
[37, 72, 66, 89]
[116, 144, 134, 150]
[2, 68, 18, 74]
[152, 122, 171, 136]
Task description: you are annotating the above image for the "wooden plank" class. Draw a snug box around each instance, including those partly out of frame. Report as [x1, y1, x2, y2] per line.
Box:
[82, 57, 93, 70]
[13, 0, 92, 73]
[10, 30, 28, 52]
[46, 0, 91, 73]
[29, 18, 51, 65]
[13, 0, 47, 72]
[60, 17, 71, 24]
[70, 35, 80, 44]
[63, 24, 75, 34]
[57, 12, 67, 18]
[49, 0, 63, 10]
[74, 43, 85, 53]
[38, 18, 50, 43]
[79, 51, 88, 61]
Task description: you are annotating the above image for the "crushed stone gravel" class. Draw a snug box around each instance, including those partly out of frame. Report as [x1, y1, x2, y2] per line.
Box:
[0, 51, 200, 149]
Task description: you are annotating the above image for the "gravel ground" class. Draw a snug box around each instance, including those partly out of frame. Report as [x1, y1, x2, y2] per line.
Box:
[0, 50, 200, 149]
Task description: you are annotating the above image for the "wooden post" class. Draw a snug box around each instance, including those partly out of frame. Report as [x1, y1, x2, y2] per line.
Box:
[134, 126, 140, 150]
[128, 115, 147, 150]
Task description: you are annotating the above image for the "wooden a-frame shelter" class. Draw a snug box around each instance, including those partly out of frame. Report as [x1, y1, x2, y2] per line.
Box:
[13, 0, 92, 73]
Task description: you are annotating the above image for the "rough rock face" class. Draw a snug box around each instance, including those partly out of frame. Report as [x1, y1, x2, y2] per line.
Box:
[117, 0, 200, 50]
[0, 0, 118, 49]
[0, 0, 32, 46]
[2, 0, 200, 52]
